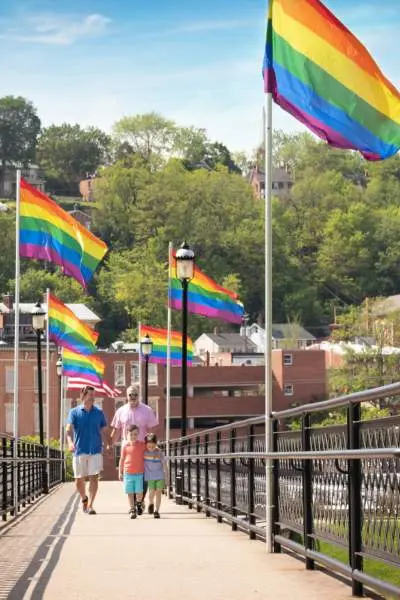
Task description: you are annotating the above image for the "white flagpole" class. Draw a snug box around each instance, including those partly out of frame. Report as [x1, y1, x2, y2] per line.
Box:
[45, 288, 50, 490]
[138, 321, 142, 399]
[264, 92, 273, 553]
[166, 242, 173, 492]
[59, 348, 65, 481]
[12, 169, 21, 513]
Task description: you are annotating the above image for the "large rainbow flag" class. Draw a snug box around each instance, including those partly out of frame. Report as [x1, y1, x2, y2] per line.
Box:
[263, 0, 400, 160]
[48, 293, 98, 356]
[141, 325, 193, 366]
[62, 349, 105, 386]
[170, 265, 244, 324]
[19, 179, 108, 287]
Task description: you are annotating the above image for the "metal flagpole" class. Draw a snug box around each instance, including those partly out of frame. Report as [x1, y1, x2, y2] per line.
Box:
[12, 169, 21, 514]
[59, 348, 65, 482]
[138, 321, 142, 399]
[45, 288, 51, 492]
[166, 242, 173, 494]
[264, 93, 273, 553]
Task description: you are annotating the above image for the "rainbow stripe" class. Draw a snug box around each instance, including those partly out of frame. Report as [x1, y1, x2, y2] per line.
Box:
[170, 265, 244, 324]
[141, 325, 193, 366]
[48, 293, 98, 356]
[62, 349, 105, 386]
[263, 0, 400, 160]
[20, 179, 108, 287]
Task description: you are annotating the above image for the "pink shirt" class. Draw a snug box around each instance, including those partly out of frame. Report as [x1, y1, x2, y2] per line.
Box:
[111, 403, 158, 442]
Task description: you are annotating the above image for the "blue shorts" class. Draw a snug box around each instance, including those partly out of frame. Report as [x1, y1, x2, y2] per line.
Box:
[124, 473, 144, 494]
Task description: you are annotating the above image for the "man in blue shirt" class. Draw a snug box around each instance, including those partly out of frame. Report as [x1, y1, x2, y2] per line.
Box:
[66, 386, 108, 515]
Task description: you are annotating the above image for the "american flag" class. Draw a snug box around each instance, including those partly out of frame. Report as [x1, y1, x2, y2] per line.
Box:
[66, 377, 122, 398]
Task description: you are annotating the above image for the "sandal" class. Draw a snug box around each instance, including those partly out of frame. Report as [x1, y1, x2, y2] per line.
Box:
[82, 496, 89, 513]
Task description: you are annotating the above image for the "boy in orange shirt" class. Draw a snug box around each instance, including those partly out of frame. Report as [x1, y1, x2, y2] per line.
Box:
[118, 425, 145, 519]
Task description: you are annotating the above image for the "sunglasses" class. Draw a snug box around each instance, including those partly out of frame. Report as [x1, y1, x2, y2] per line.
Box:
[129, 393, 138, 398]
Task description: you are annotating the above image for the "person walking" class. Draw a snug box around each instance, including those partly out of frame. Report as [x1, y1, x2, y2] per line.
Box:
[66, 385, 109, 515]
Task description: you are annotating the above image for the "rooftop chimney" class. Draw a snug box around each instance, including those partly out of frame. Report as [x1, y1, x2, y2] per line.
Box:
[2, 294, 13, 310]
[213, 327, 218, 335]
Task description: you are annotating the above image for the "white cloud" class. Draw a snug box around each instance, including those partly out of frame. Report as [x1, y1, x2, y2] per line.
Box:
[165, 19, 256, 35]
[3, 13, 111, 45]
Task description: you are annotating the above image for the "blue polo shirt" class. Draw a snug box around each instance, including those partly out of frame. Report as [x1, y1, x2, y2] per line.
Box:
[67, 405, 107, 456]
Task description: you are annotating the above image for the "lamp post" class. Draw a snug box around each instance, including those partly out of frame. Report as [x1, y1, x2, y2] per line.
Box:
[56, 357, 65, 482]
[175, 241, 195, 438]
[31, 301, 48, 493]
[140, 334, 153, 406]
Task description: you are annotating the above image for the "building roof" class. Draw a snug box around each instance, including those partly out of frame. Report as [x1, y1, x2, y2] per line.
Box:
[249, 166, 292, 185]
[5, 303, 101, 324]
[201, 333, 257, 350]
[271, 324, 316, 341]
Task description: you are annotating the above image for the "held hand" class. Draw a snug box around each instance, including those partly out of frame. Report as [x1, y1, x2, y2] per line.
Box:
[68, 441, 75, 453]
[119, 473, 123, 482]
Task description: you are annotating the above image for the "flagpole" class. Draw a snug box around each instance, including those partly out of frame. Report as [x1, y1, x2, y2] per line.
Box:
[59, 348, 65, 482]
[45, 287, 50, 492]
[166, 242, 173, 495]
[12, 169, 21, 514]
[264, 92, 273, 553]
[138, 321, 142, 399]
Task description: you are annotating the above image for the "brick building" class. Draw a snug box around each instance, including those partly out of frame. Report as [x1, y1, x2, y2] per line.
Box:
[0, 346, 326, 480]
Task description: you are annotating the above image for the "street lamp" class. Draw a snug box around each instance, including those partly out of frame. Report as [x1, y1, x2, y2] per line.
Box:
[31, 301, 48, 493]
[175, 241, 195, 438]
[140, 334, 153, 406]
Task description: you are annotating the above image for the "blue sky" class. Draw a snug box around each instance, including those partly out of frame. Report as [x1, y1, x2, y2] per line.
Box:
[0, 0, 398, 152]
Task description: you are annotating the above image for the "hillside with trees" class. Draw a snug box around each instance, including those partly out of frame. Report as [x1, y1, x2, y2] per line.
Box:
[0, 96, 399, 345]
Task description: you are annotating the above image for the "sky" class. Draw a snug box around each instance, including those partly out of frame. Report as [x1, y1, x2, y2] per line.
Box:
[0, 0, 399, 153]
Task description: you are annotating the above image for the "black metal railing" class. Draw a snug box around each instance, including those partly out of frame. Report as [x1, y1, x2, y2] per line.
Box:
[164, 382, 400, 600]
[1, 434, 64, 522]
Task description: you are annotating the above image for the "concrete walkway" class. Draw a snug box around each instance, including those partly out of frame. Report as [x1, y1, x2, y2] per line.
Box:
[0, 482, 352, 600]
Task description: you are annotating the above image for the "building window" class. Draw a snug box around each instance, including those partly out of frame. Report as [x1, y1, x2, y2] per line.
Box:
[5, 367, 14, 393]
[34, 367, 47, 394]
[149, 396, 158, 418]
[34, 403, 48, 435]
[5, 403, 13, 433]
[284, 384, 294, 396]
[114, 362, 126, 387]
[283, 354, 293, 366]
[130, 362, 139, 384]
[148, 363, 158, 385]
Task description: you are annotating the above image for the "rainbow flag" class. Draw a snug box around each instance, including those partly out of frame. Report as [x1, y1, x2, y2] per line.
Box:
[48, 293, 98, 356]
[141, 325, 193, 366]
[19, 179, 108, 287]
[263, 0, 400, 160]
[170, 265, 244, 324]
[62, 349, 105, 386]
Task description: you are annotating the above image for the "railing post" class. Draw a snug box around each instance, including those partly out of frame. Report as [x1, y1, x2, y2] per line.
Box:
[272, 418, 281, 552]
[216, 431, 222, 523]
[196, 435, 201, 512]
[175, 439, 183, 505]
[188, 437, 193, 509]
[2, 438, 7, 521]
[204, 434, 210, 517]
[248, 425, 256, 540]
[10, 439, 16, 516]
[230, 428, 237, 531]
[302, 413, 314, 569]
[348, 402, 363, 597]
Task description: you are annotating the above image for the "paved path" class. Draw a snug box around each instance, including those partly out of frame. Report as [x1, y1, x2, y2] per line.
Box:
[0, 482, 352, 600]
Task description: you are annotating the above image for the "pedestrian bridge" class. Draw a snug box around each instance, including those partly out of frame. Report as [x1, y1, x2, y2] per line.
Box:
[1, 383, 400, 600]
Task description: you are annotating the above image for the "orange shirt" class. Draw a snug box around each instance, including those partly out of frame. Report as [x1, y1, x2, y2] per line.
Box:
[121, 441, 145, 474]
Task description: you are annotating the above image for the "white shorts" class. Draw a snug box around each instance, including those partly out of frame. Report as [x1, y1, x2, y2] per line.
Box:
[72, 453, 103, 478]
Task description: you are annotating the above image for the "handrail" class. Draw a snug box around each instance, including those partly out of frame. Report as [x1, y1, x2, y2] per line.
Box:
[166, 381, 400, 443]
[168, 448, 400, 461]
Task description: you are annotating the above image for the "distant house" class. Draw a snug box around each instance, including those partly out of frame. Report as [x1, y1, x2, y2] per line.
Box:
[79, 174, 97, 202]
[68, 205, 93, 231]
[195, 332, 258, 357]
[247, 322, 316, 351]
[249, 165, 293, 199]
[1, 165, 45, 197]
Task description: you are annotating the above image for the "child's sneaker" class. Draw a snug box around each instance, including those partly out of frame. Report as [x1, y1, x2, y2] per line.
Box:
[148, 503, 154, 515]
[129, 508, 137, 519]
[136, 502, 143, 516]
[154, 511, 160, 519]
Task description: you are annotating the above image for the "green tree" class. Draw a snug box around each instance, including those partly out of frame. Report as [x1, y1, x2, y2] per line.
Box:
[37, 124, 110, 195]
[0, 212, 16, 291]
[14, 267, 88, 303]
[0, 96, 41, 195]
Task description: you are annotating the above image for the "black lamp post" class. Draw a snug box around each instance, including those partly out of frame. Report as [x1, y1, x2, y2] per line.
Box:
[56, 357, 65, 482]
[140, 334, 153, 406]
[31, 301, 48, 493]
[175, 241, 195, 437]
